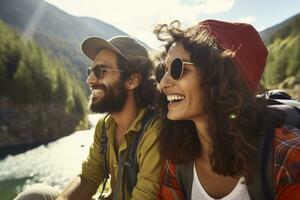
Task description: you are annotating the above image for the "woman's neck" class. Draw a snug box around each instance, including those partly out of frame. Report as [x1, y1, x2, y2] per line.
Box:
[193, 117, 212, 160]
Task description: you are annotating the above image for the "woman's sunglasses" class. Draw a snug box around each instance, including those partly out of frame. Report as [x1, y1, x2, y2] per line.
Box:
[88, 64, 125, 79]
[155, 58, 194, 83]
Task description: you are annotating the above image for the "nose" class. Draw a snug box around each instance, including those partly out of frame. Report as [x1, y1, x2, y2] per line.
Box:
[86, 71, 97, 85]
[159, 70, 173, 90]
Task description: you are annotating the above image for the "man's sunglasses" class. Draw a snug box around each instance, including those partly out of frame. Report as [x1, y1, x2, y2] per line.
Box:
[88, 64, 125, 79]
[155, 58, 194, 83]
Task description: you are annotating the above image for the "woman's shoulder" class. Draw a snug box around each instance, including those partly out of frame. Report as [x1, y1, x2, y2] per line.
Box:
[159, 160, 186, 200]
[274, 125, 300, 147]
[273, 125, 300, 164]
[273, 125, 300, 197]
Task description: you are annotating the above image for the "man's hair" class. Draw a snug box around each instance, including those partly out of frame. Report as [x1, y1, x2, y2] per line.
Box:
[117, 55, 158, 109]
[154, 21, 271, 182]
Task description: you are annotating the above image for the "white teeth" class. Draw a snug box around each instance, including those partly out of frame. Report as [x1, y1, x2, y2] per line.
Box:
[167, 95, 185, 102]
[92, 89, 103, 96]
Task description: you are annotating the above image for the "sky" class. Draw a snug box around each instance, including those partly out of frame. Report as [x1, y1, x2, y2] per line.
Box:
[44, 0, 300, 49]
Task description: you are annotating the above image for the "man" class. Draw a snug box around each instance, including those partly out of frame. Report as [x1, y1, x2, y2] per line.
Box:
[14, 36, 163, 200]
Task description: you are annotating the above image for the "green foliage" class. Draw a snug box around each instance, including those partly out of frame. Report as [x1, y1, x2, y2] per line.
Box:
[0, 20, 88, 130]
[262, 15, 300, 89]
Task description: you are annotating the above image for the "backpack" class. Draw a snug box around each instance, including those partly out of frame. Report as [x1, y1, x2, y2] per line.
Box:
[261, 90, 300, 129]
[98, 110, 158, 200]
[175, 90, 300, 200]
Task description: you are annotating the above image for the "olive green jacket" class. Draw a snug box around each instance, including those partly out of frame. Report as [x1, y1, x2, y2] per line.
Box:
[81, 108, 163, 200]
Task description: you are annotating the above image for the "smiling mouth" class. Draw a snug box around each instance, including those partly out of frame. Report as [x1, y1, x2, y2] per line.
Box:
[92, 89, 104, 98]
[167, 95, 185, 104]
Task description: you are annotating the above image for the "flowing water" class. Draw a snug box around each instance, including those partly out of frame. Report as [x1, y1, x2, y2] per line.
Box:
[0, 114, 103, 200]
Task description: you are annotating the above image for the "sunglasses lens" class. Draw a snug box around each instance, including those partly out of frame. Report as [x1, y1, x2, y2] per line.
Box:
[94, 65, 102, 79]
[155, 63, 166, 83]
[171, 58, 183, 80]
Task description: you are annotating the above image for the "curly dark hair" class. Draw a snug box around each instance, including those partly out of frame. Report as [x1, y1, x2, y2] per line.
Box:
[117, 55, 159, 109]
[154, 21, 281, 182]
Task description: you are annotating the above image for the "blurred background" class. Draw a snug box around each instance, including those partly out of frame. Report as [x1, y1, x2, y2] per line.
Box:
[0, 0, 299, 199]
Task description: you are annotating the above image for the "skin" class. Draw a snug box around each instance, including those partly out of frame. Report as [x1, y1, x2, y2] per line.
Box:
[56, 49, 141, 200]
[160, 42, 240, 199]
[88, 51, 128, 114]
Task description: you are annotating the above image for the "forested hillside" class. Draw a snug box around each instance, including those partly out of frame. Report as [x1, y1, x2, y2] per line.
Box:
[0, 0, 128, 84]
[0, 21, 88, 148]
[261, 13, 300, 98]
[0, 0, 129, 150]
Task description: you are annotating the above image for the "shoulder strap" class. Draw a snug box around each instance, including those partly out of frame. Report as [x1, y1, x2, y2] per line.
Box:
[247, 125, 275, 200]
[112, 110, 158, 200]
[98, 114, 110, 200]
[124, 110, 158, 193]
[113, 150, 126, 200]
[261, 125, 276, 199]
[175, 162, 193, 200]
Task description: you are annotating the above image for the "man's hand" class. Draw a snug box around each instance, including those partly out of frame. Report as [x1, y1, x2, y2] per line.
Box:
[56, 176, 99, 200]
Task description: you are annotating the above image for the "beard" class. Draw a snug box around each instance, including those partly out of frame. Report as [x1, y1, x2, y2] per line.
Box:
[89, 79, 128, 113]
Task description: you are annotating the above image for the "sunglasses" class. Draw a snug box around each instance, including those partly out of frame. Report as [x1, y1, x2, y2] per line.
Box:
[88, 64, 125, 79]
[155, 58, 194, 83]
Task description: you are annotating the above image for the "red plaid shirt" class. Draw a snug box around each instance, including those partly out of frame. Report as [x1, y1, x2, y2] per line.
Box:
[158, 126, 300, 200]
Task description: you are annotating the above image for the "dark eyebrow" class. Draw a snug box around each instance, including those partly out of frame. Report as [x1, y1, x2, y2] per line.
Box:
[92, 63, 111, 69]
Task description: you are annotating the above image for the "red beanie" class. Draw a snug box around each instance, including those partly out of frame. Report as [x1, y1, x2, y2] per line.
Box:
[197, 20, 268, 93]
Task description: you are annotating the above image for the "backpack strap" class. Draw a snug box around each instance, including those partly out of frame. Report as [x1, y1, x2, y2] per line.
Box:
[175, 162, 193, 200]
[98, 114, 110, 200]
[267, 99, 300, 129]
[113, 150, 126, 200]
[124, 110, 158, 193]
[261, 125, 276, 199]
[247, 124, 275, 200]
[112, 110, 158, 200]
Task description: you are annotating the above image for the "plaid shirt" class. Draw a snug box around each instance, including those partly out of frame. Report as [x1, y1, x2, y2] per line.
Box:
[158, 126, 300, 200]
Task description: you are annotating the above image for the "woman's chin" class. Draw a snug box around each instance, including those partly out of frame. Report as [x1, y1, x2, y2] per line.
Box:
[167, 111, 183, 121]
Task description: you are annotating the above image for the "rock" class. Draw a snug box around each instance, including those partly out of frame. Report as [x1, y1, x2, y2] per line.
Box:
[0, 101, 87, 148]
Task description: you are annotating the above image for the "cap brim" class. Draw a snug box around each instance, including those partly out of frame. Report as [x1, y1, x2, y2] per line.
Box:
[81, 37, 128, 61]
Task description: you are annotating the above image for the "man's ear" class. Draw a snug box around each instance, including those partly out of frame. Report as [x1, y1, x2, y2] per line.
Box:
[126, 73, 142, 90]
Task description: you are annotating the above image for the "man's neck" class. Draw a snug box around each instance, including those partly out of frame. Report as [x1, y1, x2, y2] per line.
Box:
[110, 94, 140, 134]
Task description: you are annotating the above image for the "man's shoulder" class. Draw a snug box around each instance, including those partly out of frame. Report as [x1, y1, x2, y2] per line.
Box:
[95, 113, 111, 124]
[94, 114, 111, 134]
[135, 110, 164, 148]
[142, 111, 164, 135]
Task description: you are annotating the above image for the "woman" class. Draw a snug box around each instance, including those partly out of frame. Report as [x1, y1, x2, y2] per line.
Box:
[154, 20, 300, 200]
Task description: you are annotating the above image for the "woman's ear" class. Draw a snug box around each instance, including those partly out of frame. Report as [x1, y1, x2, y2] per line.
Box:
[126, 73, 142, 90]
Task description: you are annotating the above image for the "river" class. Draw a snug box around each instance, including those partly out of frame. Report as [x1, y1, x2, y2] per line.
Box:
[0, 114, 103, 200]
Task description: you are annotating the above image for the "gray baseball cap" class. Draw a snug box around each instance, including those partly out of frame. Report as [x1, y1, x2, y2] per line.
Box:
[81, 36, 149, 66]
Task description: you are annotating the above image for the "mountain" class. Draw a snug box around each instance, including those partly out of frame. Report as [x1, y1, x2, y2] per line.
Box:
[260, 13, 300, 45]
[0, 0, 128, 83]
[260, 13, 300, 98]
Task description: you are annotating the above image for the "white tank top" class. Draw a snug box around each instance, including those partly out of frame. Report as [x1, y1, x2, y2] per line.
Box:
[191, 164, 250, 200]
